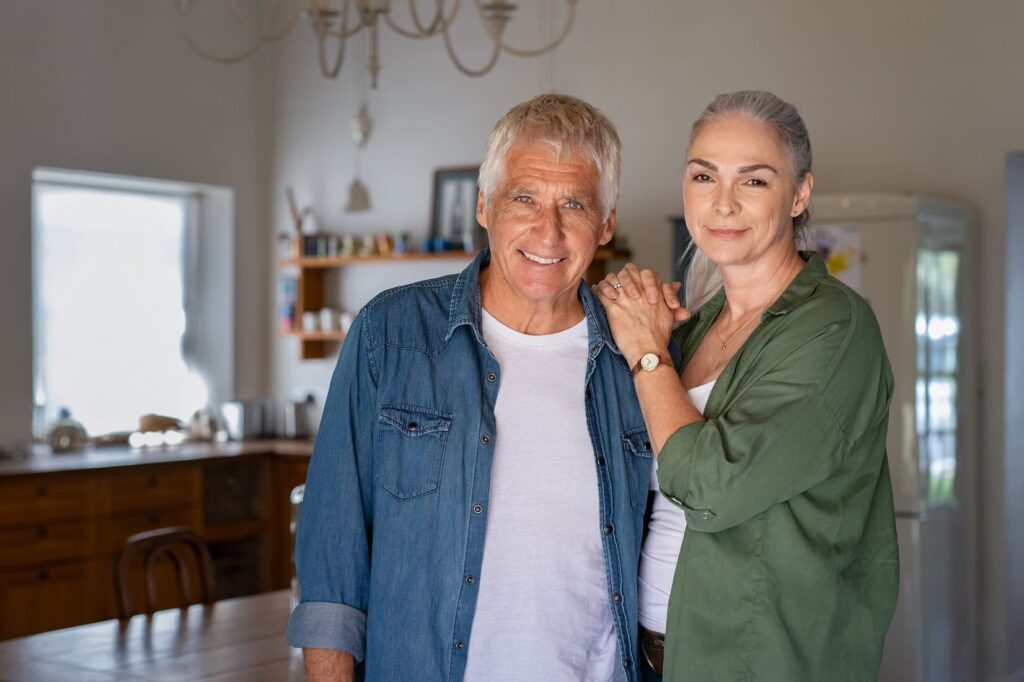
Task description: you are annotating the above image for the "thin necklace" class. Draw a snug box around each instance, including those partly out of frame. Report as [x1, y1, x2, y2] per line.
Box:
[714, 308, 764, 351]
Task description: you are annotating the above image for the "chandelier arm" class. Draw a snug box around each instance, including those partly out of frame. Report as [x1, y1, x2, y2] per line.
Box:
[177, 1, 264, 64]
[384, 12, 436, 38]
[408, 0, 460, 35]
[325, 0, 364, 39]
[492, 0, 578, 57]
[440, 16, 503, 77]
[225, 0, 303, 42]
[317, 31, 348, 78]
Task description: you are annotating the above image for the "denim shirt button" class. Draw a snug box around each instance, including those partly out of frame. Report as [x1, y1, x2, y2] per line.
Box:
[487, 372, 497, 382]
[612, 592, 623, 603]
[455, 640, 465, 650]
[465, 575, 475, 584]
[590, 343, 600, 355]
[603, 523, 614, 535]
[623, 658, 632, 669]
[481, 434, 491, 444]
[596, 455, 606, 466]
[473, 504, 483, 514]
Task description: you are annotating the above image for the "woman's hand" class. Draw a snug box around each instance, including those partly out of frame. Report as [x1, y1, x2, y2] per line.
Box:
[593, 264, 690, 366]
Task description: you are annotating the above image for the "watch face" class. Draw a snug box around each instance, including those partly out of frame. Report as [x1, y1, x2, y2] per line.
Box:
[640, 353, 660, 371]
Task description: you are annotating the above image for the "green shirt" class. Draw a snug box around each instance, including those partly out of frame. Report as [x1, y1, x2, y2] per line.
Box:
[658, 252, 899, 681]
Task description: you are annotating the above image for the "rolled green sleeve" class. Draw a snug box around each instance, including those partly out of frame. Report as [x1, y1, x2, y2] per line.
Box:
[657, 382, 847, 532]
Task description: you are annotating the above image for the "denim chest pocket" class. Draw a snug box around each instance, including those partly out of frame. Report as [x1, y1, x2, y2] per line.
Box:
[621, 426, 654, 515]
[376, 405, 453, 500]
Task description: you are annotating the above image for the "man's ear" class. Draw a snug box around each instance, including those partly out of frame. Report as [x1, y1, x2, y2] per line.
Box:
[476, 191, 488, 229]
[598, 208, 617, 246]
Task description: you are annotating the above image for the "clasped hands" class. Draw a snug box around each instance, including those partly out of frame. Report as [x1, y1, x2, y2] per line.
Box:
[592, 263, 691, 367]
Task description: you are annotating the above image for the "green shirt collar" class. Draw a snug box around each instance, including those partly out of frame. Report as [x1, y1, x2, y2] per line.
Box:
[696, 251, 828, 321]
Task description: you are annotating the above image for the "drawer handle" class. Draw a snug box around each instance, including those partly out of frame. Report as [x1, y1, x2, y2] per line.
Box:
[38, 569, 50, 581]
[37, 485, 48, 498]
[36, 526, 48, 539]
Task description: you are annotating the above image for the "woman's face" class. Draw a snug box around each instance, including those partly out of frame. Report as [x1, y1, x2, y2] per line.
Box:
[683, 113, 812, 270]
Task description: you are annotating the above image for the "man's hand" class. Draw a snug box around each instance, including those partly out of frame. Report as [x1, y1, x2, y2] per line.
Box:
[304, 648, 355, 682]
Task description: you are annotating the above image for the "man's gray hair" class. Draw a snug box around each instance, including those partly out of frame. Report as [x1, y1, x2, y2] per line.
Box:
[478, 93, 621, 221]
[683, 90, 814, 309]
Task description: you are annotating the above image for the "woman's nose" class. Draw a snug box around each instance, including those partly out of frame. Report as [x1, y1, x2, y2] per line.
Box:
[713, 184, 739, 216]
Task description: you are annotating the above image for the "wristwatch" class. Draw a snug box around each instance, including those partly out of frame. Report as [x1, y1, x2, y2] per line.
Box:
[631, 352, 670, 378]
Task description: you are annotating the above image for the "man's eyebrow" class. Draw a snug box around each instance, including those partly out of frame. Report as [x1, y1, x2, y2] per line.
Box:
[687, 158, 717, 171]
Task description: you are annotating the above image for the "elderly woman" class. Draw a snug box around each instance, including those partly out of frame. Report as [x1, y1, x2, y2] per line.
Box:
[596, 91, 899, 681]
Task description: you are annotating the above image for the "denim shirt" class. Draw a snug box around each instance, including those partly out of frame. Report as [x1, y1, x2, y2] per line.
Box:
[286, 250, 652, 681]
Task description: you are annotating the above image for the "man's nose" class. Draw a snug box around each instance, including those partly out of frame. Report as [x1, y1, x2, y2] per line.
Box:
[532, 205, 565, 242]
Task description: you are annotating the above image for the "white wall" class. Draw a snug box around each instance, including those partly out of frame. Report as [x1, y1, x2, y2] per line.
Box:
[0, 0, 272, 448]
[267, 1, 1023, 679]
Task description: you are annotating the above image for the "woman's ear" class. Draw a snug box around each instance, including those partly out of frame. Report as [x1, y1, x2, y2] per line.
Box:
[791, 172, 813, 218]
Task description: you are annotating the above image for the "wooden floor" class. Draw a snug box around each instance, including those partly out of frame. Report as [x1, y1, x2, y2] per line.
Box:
[0, 590, 304, 681]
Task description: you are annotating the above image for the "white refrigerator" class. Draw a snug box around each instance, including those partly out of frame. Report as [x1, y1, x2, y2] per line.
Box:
[809, 193, 976, 682]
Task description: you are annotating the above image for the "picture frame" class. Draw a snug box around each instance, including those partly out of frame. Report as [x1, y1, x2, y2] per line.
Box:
[430, 165, 485, 251]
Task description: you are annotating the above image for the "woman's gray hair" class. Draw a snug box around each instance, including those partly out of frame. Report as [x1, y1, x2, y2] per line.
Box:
[478, 93, 622, 221]
[682, 90, 814, 310]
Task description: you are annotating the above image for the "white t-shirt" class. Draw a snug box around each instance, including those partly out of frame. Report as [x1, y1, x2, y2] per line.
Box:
[464, 310, 619, 682]
[637, 380, 716, 633]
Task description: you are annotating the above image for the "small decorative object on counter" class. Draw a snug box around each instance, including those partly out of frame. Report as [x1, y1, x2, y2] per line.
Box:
[395, 232, 412, 254]
[341, 234, 356, 255]
[302, 311, 319, 332]
[375, 233, 394, 255]
[47, 407, 89, 453]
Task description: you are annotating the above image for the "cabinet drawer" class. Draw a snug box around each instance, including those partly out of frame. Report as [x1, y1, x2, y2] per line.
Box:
[0, 476, 89, 524]
[0, 520, 92, 569]
[0, 561, 97, 639]
[98, 508, 200, 554]
[100, 467, 198, 514]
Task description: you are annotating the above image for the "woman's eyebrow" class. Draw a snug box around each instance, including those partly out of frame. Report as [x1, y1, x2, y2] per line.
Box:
[687, 158, 717, 171]
[738, 163, 778, 174]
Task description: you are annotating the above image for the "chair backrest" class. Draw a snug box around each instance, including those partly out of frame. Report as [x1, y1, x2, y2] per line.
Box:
[115, 526, 215, 619]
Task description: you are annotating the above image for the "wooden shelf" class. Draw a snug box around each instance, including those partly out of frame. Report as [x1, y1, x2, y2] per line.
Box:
[282, 330, 346, 342]
[278, 245, 632, 361]
[278, 252, 474, 268]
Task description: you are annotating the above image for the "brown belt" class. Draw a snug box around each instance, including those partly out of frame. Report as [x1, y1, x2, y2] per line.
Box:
[639, 625, 665, 677]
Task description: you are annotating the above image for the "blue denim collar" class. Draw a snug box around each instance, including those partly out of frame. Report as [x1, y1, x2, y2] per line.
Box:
[445, 248, 622, 357]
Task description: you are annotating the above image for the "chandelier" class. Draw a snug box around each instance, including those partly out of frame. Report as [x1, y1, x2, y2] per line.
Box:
[177, 0, 578, 88]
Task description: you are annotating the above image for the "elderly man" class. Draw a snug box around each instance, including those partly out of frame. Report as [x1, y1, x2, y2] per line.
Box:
[286, 94, 657, 681]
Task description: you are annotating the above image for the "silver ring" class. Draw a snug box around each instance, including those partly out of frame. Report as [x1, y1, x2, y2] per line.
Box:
[611, 282, 623, 290]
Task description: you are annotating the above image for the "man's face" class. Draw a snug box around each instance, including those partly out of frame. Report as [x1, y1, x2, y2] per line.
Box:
[476, 141, 615, 315]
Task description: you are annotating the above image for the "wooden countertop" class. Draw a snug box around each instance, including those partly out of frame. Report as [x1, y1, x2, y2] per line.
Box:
[0, 440, 314, 478]
[0, 590, 302, 681]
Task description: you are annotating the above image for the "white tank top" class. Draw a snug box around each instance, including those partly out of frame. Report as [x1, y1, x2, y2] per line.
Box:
[637, 380, 716, 633]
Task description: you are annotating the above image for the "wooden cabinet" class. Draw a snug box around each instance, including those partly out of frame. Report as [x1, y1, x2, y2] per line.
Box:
[270, 456, 310, 590]
[0, 448, 310, 640]
[0, 561, 99, 639]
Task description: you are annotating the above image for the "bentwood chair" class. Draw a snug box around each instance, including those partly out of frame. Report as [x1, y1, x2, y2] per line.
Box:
[115, 526, 216, 619]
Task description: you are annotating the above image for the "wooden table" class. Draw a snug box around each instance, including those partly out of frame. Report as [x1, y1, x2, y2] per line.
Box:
[0, 590, 304, 681]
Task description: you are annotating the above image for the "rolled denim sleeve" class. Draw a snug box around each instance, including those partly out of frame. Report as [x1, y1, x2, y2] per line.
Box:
[286, 310, 378, 660]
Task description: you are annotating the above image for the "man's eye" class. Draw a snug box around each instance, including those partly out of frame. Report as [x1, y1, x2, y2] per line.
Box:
[565, 200, 582, 210]
[514, 195, 532, 203]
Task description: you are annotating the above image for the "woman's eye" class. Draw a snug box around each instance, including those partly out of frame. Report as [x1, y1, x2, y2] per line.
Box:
[745, 178, 768, 187]
[692, 173, 712, 182]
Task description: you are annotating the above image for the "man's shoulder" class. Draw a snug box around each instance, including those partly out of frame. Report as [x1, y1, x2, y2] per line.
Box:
[359, 273, 460, 349]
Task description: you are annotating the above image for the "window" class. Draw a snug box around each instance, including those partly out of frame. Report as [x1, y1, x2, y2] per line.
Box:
[32, 170, 233, 438]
